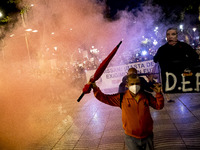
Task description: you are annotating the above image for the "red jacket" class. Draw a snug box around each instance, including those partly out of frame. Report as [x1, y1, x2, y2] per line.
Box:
[93, 87, 164, 139]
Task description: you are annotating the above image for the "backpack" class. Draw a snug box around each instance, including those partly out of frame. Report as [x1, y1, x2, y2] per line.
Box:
[120, 93, 124, 108]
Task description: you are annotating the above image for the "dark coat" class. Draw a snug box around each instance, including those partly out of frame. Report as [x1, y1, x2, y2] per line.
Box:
[153, 41, 199, 72]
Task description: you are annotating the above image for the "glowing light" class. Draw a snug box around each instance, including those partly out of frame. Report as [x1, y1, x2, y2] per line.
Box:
[90, 58, 94, 62]
[51, 32, 55, 35]
[10, 34, 15, 37]
[193, 28, 197, 32]
[79, 64, 83, 67]
[70, 28, 72, 31]
[90, 46, 99, 54]
[25, 29, 32, 32]
[180, 105, 185, 113]
[93, 113, 98, 121]
[31, 4, 34, 7]
[0, 12, 3, 18]
[78, 48, 81, 53]
[32, 30, 38, 32]
[54, 47, 57, 51]
[179, 24, 183, 31]
[154, 26, 158, 32]
[141, 38, 149, 44]
[141, 50, 147, 56]
[153, 39, 158, 46]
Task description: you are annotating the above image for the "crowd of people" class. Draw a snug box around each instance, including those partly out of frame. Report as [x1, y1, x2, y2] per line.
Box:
[86, 27, 200, 150]
[69, 28, 200, 73]
[14, 26, 199, 90]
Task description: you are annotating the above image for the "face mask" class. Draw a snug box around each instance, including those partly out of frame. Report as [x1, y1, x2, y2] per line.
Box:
[129, 85, 140, 94]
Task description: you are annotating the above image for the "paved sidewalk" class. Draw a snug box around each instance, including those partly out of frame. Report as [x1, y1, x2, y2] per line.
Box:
[27, 92, 200, 150]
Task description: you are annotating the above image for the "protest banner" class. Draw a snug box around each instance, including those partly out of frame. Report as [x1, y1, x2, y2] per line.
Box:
[161, 69, 200, 93]
[85, 60, 155, 92]
[86, 60, 200, 93]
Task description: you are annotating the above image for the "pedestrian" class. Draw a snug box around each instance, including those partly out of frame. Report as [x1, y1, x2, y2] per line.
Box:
[90, 73, 164, 150]
[153, 27, 200, 102]
[118, 68, 156, 93]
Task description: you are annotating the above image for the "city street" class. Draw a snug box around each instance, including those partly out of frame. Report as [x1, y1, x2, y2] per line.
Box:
[0, 0, 200, 150]
[26, 92, 200, 150]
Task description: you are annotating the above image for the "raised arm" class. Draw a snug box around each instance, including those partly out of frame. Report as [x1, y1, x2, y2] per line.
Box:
[148, 83, 164, 110]
[90, 82, 121, 107]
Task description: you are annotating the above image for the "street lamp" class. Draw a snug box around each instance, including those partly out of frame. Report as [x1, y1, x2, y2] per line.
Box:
[0, 11, 5, 61]
[179, 24, 183, 32]
[0, 11, 3, 18]
[192, 28, 197, 32]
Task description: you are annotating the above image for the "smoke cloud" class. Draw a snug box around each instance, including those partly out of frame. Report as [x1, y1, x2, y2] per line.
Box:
[0, 0, 164, 149]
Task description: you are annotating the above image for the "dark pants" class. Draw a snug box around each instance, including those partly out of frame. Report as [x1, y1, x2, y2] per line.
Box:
[124, 133, 154, 150]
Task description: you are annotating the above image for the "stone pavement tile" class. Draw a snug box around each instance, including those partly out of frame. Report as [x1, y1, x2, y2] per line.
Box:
[172, 116, 198, 124]
[27, 93, 200, 150]
[154, 127, 187, 150]
[102, 130, 124, 138]
[52, 139, 77, 150]
[80, 132, 103, 140]
[100, 133, 124, 145]
[182, 137, 200, 149]
[192, 109, 200, 120]
[175, 122, 200, 149]
[104, 120, 123, 131]
[82, 124, 106, 135]
[151, 110, 172, 125]
[152, 93, 200, 150]
[74, 138, 100, 149]
[98, 143, 125, 150]
[189, 104, 200, 111]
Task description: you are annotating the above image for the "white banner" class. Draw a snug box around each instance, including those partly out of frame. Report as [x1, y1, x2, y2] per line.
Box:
[85, 60, 155, 92]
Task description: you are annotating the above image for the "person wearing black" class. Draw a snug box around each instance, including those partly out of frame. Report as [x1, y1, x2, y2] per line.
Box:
[154, 28, 199, 73]
[153, 27, 200, 102]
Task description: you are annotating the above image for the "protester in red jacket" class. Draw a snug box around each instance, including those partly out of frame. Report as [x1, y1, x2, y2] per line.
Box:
[90, 74, 164, 150]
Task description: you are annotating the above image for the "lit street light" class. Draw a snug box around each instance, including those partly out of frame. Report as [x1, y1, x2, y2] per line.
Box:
[192, 28, 197, 32]
[0, 11, 3, 18]
[179, 24, 183, 31]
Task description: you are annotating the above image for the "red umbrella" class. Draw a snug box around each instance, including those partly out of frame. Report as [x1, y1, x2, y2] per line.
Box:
[77, 41, 122, 102]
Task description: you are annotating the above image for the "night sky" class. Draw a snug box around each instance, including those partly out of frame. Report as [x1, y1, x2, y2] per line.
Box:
[0, 0, 199, 24]
[103, 0, 200, 25]
[0, 0, 20, 17]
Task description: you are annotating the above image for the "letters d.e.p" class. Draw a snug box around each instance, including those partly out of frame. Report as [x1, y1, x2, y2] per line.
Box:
[165, 72, 200, 92]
